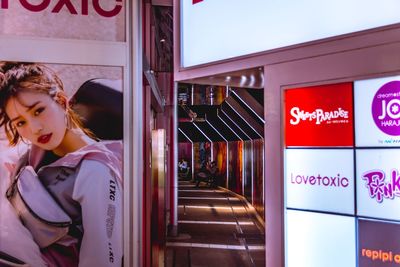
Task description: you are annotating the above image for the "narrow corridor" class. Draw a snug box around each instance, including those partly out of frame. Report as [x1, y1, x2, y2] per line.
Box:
[166, 180, 265, 267]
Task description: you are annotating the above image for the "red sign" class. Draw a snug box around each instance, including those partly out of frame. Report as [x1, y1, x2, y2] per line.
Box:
[285, 83, 354, 147]
[193, 0, 203, 4]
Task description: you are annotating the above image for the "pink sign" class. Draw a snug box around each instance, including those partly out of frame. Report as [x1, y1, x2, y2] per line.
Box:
[362, 169, 400, 203]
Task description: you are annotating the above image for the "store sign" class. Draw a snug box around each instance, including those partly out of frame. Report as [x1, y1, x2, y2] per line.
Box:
[289, 107, 349, 126]
[181, 0, 400, 67]
[357, 149, 400, 221]
[286, 149, 354, 214]
[286, 210, 356, 267]
[285, 83, 353, 147]
[0, 0, 125, 41]
[0, 0, 123, 17]
[372, 81, 400, 135]
[359, 219, 400, 267]
[362, 169, 400, 203]
[355, 76, 400, 147]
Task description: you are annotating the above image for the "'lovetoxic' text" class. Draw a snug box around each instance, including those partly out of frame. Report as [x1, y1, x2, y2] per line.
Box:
[0, 0, 123, 17]
[290, 173, 349, 187]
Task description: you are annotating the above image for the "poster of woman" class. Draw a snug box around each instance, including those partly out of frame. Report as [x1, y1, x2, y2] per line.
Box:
[0, 1, 129, 266]
[0, 62, 124, 266]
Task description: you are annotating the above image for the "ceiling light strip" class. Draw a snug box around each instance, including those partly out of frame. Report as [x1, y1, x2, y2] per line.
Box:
[178, 128, 193, 143]
[220, 109, 251, 139]
[178, 220, 254, 225]
[178, 205, 246, 211]
[230, 90, 265, 123]
[178, 189, 222, 193]
[216, 110, 242, 140]
[178, 197, 238, 201]
[193, 122, 213, 142]
[166, 242, 265, 251]
[225, 101, 263, 139]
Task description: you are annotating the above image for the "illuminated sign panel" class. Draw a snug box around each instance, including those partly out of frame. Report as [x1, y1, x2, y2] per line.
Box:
[0, 0, 125, 41]
[286, 210, 356, 267]
[0, 0, 123, 17]
[356, 149, 400, 221]
[285, 78, 400, 266]
[359, 219, 400, 267]
[285, 83, 353, 147]
[181, 0, 400, 67]
[286, 149, 354, 214]
[355, 76, 400, 147]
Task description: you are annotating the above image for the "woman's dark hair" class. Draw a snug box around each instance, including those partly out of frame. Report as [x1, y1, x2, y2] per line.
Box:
[0, 61, 95, 146]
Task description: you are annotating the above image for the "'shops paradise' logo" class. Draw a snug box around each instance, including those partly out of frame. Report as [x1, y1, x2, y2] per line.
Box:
[289, 107, 349, 125]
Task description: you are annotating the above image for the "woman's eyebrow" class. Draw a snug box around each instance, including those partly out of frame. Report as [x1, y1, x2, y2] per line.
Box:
[10, 115, 22, 122]
[24, 101, 40, 112]
[10, 101, 41, 122]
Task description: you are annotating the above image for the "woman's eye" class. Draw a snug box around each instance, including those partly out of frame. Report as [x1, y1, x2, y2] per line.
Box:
[34, 107, 45, 116]
[15, 121, 25, 127]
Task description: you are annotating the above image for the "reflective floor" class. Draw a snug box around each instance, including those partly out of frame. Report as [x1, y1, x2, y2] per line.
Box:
[166, 180, 265, 267]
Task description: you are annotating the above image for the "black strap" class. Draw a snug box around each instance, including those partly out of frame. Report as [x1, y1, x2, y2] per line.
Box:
[68, 223, 83, 240]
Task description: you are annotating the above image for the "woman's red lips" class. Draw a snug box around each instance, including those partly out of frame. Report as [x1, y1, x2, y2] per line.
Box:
[37, 133, 52, 144]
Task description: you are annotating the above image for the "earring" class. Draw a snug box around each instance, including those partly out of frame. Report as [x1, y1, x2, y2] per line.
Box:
[65, 113, 72, 130]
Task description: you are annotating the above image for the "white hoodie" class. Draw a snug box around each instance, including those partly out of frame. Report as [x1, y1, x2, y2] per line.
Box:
[0, 143, 46, 267]
[5, 140, 123, 267]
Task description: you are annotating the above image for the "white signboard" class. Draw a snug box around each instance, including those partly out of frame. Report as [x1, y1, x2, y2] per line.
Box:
[285, 149, 354, 214]
[357, 149, 400, 221]
[181, 0, 400, 67]
[286, 210, 356, 267]
[355, 76, 400, 147]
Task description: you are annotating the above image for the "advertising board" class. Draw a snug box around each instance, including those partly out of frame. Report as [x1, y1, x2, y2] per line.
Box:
[356, 149, 400, 221]
[359, 219, 400, 267]
[286, 210, 356, 267]
[285, 83, 353, 147]
[0, 2, 128, 266]
[181, 0, 400, 67]
[286, 149, 354, 214]
[355, 76, 400, 147]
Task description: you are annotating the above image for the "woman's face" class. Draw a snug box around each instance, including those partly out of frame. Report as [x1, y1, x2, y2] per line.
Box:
[5, 90, 67, 151]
